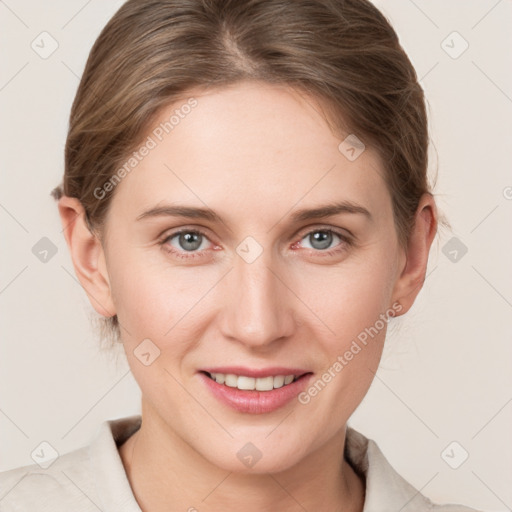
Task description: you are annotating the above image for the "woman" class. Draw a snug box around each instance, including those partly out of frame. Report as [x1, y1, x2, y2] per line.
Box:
[0, 0, 482, 510]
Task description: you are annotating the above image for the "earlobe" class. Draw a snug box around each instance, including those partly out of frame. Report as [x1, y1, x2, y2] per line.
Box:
[57, 196, 116, 318]
[390, 194, 438, 315]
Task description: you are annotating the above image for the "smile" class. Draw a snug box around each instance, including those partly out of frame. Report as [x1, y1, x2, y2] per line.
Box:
[205, 372, 298, 391]
[199, 370, 314, 414]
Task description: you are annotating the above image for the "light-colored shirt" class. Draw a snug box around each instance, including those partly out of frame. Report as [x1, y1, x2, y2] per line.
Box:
[0, 414, 481, 511]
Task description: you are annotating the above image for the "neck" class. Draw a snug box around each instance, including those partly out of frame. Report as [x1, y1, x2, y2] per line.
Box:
[119, 401, 365, 512]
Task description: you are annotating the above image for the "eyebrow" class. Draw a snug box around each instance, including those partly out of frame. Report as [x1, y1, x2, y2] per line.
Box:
[136, 200, 372, 224]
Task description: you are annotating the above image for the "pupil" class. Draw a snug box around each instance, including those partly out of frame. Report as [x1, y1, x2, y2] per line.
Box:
[180, 232, 201, 251]
[311, 231, 331, 250]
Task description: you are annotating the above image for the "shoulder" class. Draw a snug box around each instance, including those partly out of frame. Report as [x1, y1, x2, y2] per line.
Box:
[0, 445, 98, 511]
[344, 426, 483, 512]
[0, 415, 142, 512]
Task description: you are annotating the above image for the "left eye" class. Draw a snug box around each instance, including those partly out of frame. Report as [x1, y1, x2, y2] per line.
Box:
[299, 229, 343, 251]
[164, 230, 211, 254]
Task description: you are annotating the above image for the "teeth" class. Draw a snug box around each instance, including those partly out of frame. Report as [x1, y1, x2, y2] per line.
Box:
[208, 373, 298, 391]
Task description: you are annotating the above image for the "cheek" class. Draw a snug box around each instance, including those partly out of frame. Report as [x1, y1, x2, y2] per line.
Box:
[296, 261, 394, 424]
[109, 266, 166, 334]
[109, 261, 197, 398]
[107, 248, 190, 332]
[297, 250, 397, 343]
[294, 247, 397, 412]
[107, 254, 216, 367]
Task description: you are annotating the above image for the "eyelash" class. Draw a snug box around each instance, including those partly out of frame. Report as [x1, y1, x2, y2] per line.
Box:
[159, 226, 353, 261]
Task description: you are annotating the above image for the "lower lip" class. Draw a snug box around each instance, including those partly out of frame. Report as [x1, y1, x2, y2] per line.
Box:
[199, 372, 313, 414]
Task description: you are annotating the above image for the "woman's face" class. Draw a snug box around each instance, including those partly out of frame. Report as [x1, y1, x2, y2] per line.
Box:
[99, 80, 408, 472]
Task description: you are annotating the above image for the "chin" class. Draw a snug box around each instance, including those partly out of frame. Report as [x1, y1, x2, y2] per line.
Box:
[198, 437, 306, 475]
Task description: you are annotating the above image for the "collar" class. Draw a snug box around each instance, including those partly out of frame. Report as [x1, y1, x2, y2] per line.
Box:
[344, 425, 434, 511]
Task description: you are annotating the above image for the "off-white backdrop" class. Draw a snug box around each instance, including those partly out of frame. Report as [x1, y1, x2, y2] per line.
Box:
[1, 1, 511, 510]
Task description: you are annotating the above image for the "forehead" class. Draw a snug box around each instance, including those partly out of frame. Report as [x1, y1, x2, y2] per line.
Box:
[107, 81, 390, 225]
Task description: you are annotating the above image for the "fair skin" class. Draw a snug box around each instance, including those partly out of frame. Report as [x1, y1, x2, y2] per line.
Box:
[58, 80, 437, 512]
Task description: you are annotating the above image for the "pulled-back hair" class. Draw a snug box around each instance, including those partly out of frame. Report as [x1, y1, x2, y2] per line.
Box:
[52, 0, 443, 345]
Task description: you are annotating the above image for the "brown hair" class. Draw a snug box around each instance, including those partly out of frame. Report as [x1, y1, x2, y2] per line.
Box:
[52, 0, 445, 346]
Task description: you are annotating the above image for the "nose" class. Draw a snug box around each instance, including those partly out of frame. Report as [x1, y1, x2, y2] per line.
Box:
[218, 247, 296, 350]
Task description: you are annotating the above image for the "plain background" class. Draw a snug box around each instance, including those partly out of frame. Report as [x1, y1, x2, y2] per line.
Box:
[0, 0, 511, 510]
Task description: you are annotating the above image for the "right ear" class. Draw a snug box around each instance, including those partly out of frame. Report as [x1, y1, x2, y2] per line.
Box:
[57, 196, 116, 318]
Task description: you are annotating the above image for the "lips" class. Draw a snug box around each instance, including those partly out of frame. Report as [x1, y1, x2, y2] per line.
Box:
[198, 370, 314, 414]
[199, 366, 310, 379]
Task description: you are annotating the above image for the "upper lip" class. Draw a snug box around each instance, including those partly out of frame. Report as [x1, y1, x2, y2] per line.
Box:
[200, 366, 312, 378]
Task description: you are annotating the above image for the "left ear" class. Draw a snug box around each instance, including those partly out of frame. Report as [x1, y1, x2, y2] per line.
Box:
[391, 193, 438, 315]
